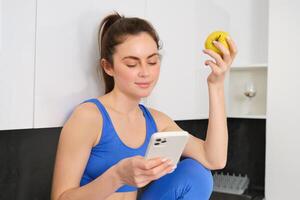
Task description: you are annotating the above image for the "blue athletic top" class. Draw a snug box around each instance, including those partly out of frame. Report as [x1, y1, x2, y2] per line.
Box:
[79, 98, 158, 192]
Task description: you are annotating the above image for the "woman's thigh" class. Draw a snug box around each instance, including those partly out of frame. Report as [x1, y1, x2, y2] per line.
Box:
[138, 158, 213, 200]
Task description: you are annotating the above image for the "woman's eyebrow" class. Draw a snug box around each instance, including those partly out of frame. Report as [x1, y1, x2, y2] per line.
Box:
[147, 53, 160, 59]
[122, 56, 139, 61]
[122, 53, 159, 60]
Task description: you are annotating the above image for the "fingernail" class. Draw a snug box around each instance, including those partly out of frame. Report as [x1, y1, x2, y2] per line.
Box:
[168, 169, 175, 173]
[172, 165, 177, 169]
[213, 40, 217, 44]
[161, 158, 168, 162]
[167, 160, 173, 165]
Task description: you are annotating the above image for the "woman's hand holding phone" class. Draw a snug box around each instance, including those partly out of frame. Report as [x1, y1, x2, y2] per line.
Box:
[113, 132, 188, 188]
[115, 155, 175, 188]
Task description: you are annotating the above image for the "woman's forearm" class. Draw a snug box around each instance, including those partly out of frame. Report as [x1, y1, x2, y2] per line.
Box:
[204, 83, 228, 169]
[57, 165, 123, 200]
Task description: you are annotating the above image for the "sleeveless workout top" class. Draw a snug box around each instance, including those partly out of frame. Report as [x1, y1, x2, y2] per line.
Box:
[79, 98, 158, 192]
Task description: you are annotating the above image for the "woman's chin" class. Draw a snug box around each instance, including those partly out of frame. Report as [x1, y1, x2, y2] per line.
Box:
[134, 89, 153, 99]
[138, 91, 152, 98]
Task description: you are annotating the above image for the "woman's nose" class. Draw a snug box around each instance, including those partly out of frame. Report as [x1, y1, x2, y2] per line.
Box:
[138, 64, 150, 77]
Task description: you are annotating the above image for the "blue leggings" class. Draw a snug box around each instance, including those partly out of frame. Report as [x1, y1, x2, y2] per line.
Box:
[138, 158, 213, 200]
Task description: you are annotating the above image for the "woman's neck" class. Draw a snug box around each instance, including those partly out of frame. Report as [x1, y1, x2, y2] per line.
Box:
[101, 89, 141, 117]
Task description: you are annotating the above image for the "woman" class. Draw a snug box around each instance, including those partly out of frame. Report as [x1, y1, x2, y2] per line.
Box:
[51, 12, 237, 200]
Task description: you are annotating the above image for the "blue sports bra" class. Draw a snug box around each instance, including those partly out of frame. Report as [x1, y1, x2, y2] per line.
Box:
[79, 98, 158, 192]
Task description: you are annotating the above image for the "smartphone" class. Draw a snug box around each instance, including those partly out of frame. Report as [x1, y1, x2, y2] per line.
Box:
[144, 131, 190, 165]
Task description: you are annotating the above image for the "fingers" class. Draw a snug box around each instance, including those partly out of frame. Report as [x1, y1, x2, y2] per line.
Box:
[203, 49, 227, 70]
[205, 60, 223, 75]
[149, 164, 175, 180]
[132, 172, 152, 186]
[120, 156, 174, 188]
[141, 159, 174, 177]
[211, 40, 231, 64]
[130, 157, 176, 187]
[138, 157, 167, 170]
[226, 36, 238, 60]
[203, 37, 238, 69]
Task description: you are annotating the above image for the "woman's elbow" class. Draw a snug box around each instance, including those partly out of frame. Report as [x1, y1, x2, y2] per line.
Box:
[206, 159, 227, 170]
[51, 189, 69, 200]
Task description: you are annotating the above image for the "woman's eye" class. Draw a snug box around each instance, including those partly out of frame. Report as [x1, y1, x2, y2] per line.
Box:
[126, 64, 137, 68]
[148, 62, 157, 65]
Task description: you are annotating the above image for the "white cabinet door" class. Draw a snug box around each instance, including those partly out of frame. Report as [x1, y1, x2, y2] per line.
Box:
[0, 0, 36, 130]
[145, 0, 230, 120]
[213, 0, 268, 67]
[34, 0, 146, 128]
[266, 0, 300, 199]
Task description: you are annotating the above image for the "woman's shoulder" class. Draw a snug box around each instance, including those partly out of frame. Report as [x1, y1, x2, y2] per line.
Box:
[72, 100, 104, 132]
[62, 101, 103, 147]
[74, 100, 103, 122]
[146, 107, 174, 132]
[147, 107, 168, 118]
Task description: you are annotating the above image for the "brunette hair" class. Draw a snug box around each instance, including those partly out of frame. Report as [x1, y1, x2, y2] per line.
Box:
[98, 12, 161, 94]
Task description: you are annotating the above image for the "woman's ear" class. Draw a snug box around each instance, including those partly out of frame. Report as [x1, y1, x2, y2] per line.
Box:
[100, 58, 114, 77]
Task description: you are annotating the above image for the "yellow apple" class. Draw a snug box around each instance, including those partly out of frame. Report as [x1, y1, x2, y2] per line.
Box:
[205, 31, 230, 55]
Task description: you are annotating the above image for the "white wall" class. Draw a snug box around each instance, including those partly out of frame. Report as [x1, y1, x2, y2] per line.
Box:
[34, 0, 146, 128]
[212, 0, 268, 66]
[145, 0, 230, 120]
[145, 0, 268, 120]
[1, 0, 269, 129]
[266, 0, 300, 199]
[0, 0, 36, 130]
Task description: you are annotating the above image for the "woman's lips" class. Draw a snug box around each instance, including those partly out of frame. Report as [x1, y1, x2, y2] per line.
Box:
[135, 82, 151, 88]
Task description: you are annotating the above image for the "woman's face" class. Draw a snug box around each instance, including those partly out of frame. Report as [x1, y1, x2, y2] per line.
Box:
[109, 32, 161, 99]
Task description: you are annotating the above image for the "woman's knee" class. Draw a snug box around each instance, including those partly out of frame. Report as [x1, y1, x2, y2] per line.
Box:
[177, 158, 213, 191]
[138, 158, 213, 200]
